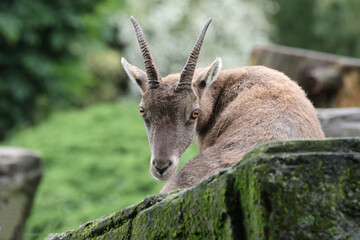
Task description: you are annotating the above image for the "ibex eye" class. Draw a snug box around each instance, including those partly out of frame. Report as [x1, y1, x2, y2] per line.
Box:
[139, 107, 145, 116]
[191, 109, 200, 119]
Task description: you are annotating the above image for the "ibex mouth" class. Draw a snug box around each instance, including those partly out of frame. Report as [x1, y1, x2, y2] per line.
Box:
[150, 156, 178, 181]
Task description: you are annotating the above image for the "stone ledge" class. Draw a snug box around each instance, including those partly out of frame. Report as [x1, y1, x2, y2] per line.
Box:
[47, 138, 360, 240]
[0, 147, 43, 240]
[316, 108, 360, 137]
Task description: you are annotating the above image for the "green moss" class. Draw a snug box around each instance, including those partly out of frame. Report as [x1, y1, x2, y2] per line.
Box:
[46, 138, 360, 240]
[231, 138, 360, 239]
[130, 176, 233, 239]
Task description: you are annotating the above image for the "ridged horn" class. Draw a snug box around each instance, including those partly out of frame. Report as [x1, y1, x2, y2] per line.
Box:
[130, 16, 161, 89]
[176, 18, 212, 91]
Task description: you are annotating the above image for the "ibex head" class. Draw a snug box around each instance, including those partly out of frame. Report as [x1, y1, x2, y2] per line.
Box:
[121, 17, 222, 181]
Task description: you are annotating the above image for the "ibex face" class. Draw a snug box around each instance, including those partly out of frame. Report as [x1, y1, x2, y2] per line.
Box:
[137, 83, 199, 180]
[122, 17, 221, 180]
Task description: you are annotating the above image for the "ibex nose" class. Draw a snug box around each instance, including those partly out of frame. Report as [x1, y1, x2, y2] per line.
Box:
[153, 160, 172, 175]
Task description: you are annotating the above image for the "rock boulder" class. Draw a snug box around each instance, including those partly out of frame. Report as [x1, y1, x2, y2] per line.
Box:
[0, 147, 43, 240]
[47, 138, 360, 240]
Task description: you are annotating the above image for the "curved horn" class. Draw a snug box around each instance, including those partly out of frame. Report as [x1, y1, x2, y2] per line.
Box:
[130, 16, 161, 89]
[176, 18, 212, 91]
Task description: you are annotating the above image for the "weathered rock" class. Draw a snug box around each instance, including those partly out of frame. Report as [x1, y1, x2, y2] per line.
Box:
[0, 147, 43, 240]
[317, 108, 360, 137]
[248, 45, 360, 108]
[46, 138, 360, 240]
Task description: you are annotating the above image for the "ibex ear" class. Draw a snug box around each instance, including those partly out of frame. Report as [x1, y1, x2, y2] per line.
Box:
[121, 57, 148, 94]
[192, 57, 222, 98]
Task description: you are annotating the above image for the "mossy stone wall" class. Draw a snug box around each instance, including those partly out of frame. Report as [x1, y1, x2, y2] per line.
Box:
[47, 138, 360, 240]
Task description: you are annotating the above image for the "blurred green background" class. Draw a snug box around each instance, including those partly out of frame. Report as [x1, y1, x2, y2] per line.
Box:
[1, 0, 360, 239]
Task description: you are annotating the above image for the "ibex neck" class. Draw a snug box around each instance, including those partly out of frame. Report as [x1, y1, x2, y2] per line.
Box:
[195, 68, 247, 150]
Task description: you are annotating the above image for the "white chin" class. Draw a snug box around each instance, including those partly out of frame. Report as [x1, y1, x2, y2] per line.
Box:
[155, 173, 172, 181]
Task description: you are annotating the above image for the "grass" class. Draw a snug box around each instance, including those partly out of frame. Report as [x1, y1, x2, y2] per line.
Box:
[2, 100, 199, 239]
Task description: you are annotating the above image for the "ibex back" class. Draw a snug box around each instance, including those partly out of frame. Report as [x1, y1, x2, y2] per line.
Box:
[122, 17, 325, 193]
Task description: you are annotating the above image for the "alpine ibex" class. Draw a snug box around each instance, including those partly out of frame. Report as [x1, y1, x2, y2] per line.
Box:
[121, 17, 325, 193]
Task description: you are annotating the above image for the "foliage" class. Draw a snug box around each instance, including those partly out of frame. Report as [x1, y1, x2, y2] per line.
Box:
[265, 0, 360, 58]
[83, 49, 127, 104]
[3, 101, 199, 239]
[0, 0, 126, 139]
[80, 0, 129, 105]
[114, 0, 270, 76]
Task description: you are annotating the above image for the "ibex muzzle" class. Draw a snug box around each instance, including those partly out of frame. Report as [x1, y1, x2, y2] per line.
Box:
[122, 17, 219, 180]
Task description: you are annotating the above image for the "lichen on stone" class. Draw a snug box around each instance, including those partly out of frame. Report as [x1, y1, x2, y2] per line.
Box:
[46, 138, 360, 240]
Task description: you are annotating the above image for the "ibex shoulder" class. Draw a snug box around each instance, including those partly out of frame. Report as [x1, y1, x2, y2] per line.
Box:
[196, 65, 324, 150]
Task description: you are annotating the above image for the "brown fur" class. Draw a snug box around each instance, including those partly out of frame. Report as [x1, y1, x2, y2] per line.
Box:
[160, 66, 325, 192]
[122, 17, 324, 193]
